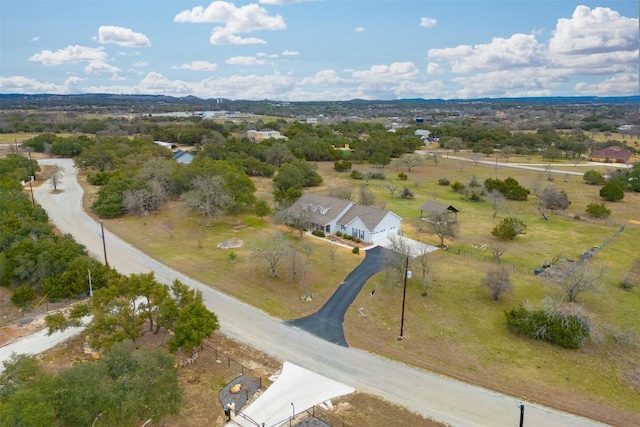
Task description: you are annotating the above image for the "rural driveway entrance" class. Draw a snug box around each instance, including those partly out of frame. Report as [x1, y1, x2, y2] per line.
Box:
[287, 246, 391, 346]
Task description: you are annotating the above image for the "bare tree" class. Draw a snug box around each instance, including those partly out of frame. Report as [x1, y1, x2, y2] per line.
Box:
[501, 146, 515, 163]
[560, 262, 603, 303]
[537, 186, 570, 220]
[49, 164, 65, 192]
[398, 154, 424, 172]
[123, 181, 166, 218]
[487, 189, 506, 218]
[382, 235, 412, 290]
[413, 247, 431, 296]
[327, 243, 338, 271]
[253, 231, 289, 277]
[265, 143, 294, 167]
[280, 203, 313, 239]
[424, 213, 458, 247]
[384, 181, 398, 198]
[491, 244, 506, 262]
[481, 267, 512, 301]
[430, 152, 441, 166]
[164, 220, 175, 239]
[181, 175, 231, 226]
[471, 152, 481, 166]
[328, 186, 353, 201]
[358, 184, 375, 206]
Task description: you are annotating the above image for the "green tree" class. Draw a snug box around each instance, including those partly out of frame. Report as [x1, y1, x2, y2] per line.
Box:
[168, 290, 218, 352]
[254, 199, 272, 219]
[10, 284, 37, 309]
[599, 181, 624, 201]
[492, 217, 527, 240]
[583, 169, 606, 185]
[585, 202, 611, 219]
[181, 175, 231, 226]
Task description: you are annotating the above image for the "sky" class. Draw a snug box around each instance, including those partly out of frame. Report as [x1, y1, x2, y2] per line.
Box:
[0, 0, 638, 101]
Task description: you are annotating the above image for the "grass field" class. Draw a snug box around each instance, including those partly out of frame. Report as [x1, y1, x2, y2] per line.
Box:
[72, 154, 640, 425]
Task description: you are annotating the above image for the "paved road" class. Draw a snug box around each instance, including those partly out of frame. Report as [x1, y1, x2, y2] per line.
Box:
[288, 246, 392, 346]
[32, 159, 609, 427]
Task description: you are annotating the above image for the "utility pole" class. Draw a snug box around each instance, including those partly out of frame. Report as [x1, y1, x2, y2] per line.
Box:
[519, 402, 524, 427]
[100, 220, 109, 268]
[399, 256, 409, 339]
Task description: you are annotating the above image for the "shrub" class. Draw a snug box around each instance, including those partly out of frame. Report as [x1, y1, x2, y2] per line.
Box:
[399, 187, 414, 199]
[583, 169, 606, 185]
[505, 305, 590, 349]
[366, 171, 386, 180]
[333, 160, 352, 172]
[87, 171, 112, 186]
[450, 181, 465, 192]
[600, 181, 624, 201]
[438, 177, 450, 186]
[227, 252, 238, 263]
[350, 170, 364, 180]
[492, 216, 527, 240]
[11, 285, 36, 309]
[352, 247, 360, 255]
[485, 177, 529, 201]
[585, 202, 611, 218]
[398, 172, 408, 181]
[619, 279, 634, 291]
[335, 231, 342, 237]
[311, 230, 326, 238]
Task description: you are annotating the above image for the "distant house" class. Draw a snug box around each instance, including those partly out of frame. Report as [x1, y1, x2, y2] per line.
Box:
[286, 193, 402, 244]
[173, 150, 195, 164]
[419, 201, 459, 222]
[154, 140, 177, 149]
[247, 130, 288, 143]
[589, 146, 635, 164]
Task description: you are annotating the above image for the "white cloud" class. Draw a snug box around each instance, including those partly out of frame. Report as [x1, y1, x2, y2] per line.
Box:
[419, 17, 437, 28]
[133, 61, 148, 68]
[0, 75, 80, 94]
[259, 0, 309, 4]
[575, 73, 640, 96]
[428, 33, 544, 73]
[29, 45, 107, 66]
[84, 61, 121, 77]
[352, 62, 419, 82]
[548, 6, 638, 73]
[354, 27, 364, 32]
[282, 49, 300, 56]
[97, 25, 151, 47]
[426, 62, 441, 75]
[173, 61, 218, 71]
[299, 70, 349, 86]
[30, 36, 39, 42]
[138, 72, 192, 95]
[174, 1, 286, 45]
[452, 68, 564, 98]
[226, 56, 266, 65]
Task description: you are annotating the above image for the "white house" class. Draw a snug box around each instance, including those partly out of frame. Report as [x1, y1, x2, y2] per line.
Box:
[287, 193, 402, 244]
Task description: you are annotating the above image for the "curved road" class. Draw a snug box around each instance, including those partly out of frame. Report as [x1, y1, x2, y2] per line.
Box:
[288, 246, 392, 346]
[33, 159, 607, 427]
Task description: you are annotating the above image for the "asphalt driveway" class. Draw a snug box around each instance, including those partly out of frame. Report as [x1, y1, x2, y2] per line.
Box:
[287, 246, 395, 346]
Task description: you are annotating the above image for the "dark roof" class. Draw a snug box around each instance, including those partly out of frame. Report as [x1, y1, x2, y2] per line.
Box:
[338, 204, 392, 231]
[590, 146, 633, 161]
[288, 193, 352, 226]
[420, 201, 459, 215]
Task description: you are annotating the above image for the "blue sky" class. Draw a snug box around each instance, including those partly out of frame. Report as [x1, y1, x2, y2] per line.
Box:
[1, 1, 638, 100]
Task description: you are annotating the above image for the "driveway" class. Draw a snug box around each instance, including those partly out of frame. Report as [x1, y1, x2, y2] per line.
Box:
[287, 246, 392, 346]
[28, 159, 610, 427]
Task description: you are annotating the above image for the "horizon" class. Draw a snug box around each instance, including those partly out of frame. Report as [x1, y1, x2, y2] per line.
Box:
[1, 1, 638, 101]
